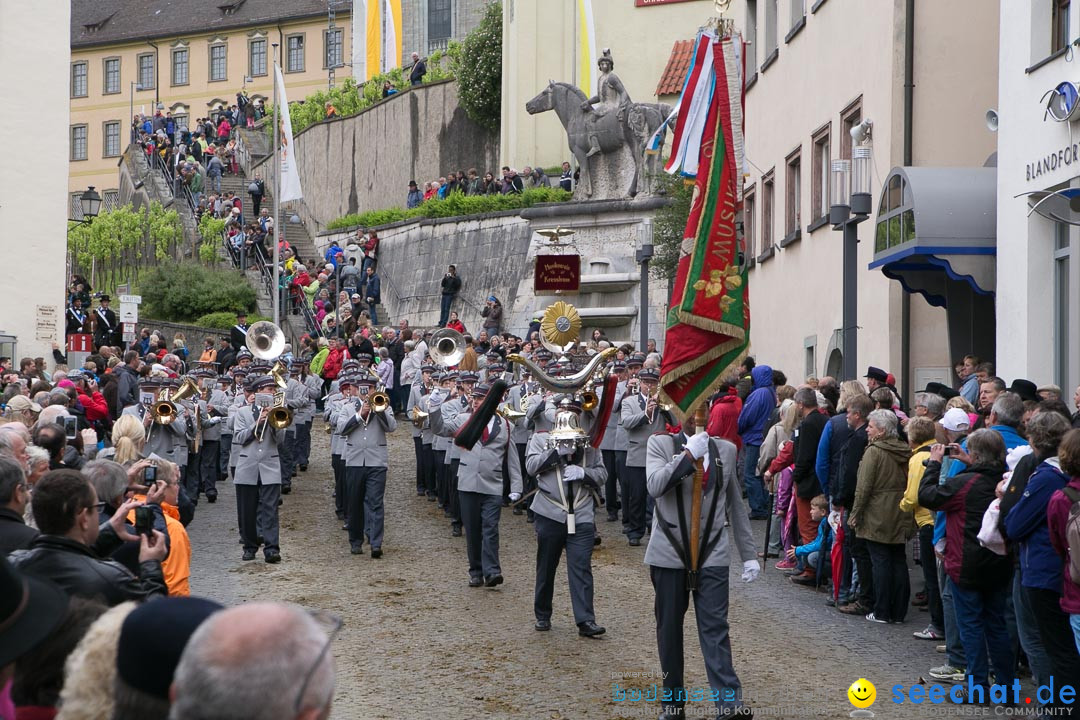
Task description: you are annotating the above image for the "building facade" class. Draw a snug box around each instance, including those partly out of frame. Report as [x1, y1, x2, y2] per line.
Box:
[69, 0, 352, 207]
[1, 0, 70, 363]
[996, 0, 1080, 399]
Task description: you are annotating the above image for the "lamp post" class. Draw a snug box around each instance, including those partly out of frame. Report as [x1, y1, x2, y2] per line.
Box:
[129, 82, 145, 144]
[830, 120, 873, 381]
[636, 239, 654, 352]
[68, 186, 102, 225]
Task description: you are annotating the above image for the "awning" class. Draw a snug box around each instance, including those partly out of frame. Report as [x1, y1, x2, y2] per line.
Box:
[868, 166, 996, 307]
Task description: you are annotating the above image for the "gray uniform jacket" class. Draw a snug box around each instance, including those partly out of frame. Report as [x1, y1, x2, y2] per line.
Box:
[507, 384, 532, 445]
[338, 402, 396, 467]
[614, 380, 629, 450]
[599, 383, 625, 452]
[526, 432, 606, 525]
[232, 403, 285, 485]
[325, 394, 348, 455]
[431, 408, 522, 497]
[298, 375, 322, 424]
[644, 434, 755, 570]
[444, 397, 468, 463]
[202, 389, 229, 442]
[121, 405, 188, 464]
[621, 393, 667, 467]
[406, 384, 426, 439]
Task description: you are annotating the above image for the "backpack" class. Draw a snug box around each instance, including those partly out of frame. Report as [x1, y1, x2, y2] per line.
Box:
[1062, 487, 1080, 585]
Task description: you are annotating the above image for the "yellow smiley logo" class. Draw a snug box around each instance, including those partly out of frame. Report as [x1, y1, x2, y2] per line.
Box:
[847, 678, 877, 709]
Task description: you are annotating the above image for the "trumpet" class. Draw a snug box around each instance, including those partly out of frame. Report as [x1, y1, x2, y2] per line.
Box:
[410, 406, 429, 429]
[151, 377, 200, 425]
[497, 405, 526, 421]
[255, 362, 293, 440]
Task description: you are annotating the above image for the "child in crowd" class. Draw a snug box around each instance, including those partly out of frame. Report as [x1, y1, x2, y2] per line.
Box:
[786, 494, 832, 586]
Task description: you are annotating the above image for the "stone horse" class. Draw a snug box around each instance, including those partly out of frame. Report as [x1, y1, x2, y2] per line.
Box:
[526, 81, 674, 199]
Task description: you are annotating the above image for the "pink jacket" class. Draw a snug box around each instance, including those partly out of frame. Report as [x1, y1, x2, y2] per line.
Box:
[1047, 476, 1080, 615]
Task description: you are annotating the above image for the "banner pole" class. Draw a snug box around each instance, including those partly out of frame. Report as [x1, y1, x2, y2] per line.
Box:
[271, 46, 281, 328]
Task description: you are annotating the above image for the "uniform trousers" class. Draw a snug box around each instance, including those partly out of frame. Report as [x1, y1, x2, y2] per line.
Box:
[295, 421, 312, 468]
[434, 450, 447, 508]
[602, 449, 620, 520]
[616, 450, 629, 528]
[448, 460, 462, 527]
[421, 442, 436, 497]
[236, 479, 280, 554]
[412, 436, 424, 493]
[182, 457, 200, 501]
[279, 430, 295, 490]
[219, 434, 232, 478]
[458, 490, 503, 580]
[650, 565, 745, 715]
[534, 514, 595, 625]
[331, 454, 345, 517]
[622, 465, 648, 541]
[516, 442, 536, 518]
[199, 440, 220, 497]
[344, 466, 387, 549]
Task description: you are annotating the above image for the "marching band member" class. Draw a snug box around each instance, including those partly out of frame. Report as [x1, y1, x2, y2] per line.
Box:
[416, 364, 439, 501]
[430, 383, 523, 588]
[325, 374, 353, 522]
[444, 371, 477, 536]
[122, 378, 189, 468]
[408, 363, 435, 497]
[600, 363, 626, 523]
[645, 421, 758, 718]
[507, 372, 535, 519]
[620, 367, 667, 546]
[218, 372, 238, 483]
[232, 373, 285, 563]
[337, 373, 397, 557]
[198, 369, 228, 503]
[294, 360, 322, 472]
[526, 396, 607, 637]
[431, 371, 454, 512]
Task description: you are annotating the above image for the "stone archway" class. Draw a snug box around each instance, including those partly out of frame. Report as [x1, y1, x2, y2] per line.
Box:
[825, 348, 843, 379]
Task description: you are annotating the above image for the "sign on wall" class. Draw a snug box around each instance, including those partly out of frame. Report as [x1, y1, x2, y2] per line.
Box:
[35, 305, 57, 341]
[534, 255, 581, 295]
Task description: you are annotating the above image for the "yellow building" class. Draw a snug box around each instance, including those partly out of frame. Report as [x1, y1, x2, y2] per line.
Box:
[69, 0, 352, 212]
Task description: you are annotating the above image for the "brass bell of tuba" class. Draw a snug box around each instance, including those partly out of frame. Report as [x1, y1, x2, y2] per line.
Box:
[245, 321, 286, 361]
[429, 328, 466, 367]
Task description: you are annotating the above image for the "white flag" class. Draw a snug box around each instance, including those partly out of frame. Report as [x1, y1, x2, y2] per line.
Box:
[382, 0, 398, 73]
[274, 65, 303, 202]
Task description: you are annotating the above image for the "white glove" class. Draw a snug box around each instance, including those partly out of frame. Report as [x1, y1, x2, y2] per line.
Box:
[563, 465, 585, 481]
[428, 395, 444, 408]
[557, 443, 575, 456]
[741, 559, 761, 583]
[685, 431, 710, 460]
[508, 492, 521, 503]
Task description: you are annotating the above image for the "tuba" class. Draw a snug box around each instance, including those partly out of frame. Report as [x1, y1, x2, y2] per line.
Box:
[429, 328, 466, 367]
[245, 321, 286, 360]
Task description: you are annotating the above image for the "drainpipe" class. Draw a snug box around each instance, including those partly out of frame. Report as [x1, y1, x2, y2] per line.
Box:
[900, 0, 914, 407]
[147, 40, 160, 109]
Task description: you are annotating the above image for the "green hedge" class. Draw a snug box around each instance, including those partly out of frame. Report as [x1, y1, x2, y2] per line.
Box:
[326, 187, 572, 230]
[139, 261, 258, 323]
[196, 311, 272, 330]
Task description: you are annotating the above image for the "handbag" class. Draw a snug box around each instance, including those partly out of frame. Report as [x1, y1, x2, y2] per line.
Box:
[248, 181, 260, 194]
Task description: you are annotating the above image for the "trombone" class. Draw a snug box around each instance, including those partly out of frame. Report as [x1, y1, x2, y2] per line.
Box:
[255, 360, 293, 440]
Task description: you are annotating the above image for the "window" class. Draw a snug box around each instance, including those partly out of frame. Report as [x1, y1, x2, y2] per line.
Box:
[785, 150, 801, 239]
[71, 62, 87, 98]
[764, 0, 778, 60]
[209, 42, 227, 81]
[103, 57, 120, 94]
[789, 0, 805, 33]
[429, 0, 452, 41]
[840, 98, 862, 160]
[745, 0, 758, 78]
[811, 124, 831, 223]
[103, 190, 121, 213]
[1053, 0, 1071, 54]
[173, 113, 188, 131]
[805, 339, 816, 378]
[70, 193, 86, 221]
[744, 187, 757, 262]
[249, 38, 267, 77]
[1054, 221, 1072, 387]
[103, 121, 121, 157]
[137, 53, 155, 89]
[324, 28, 343, 69]
[172, 48, 188, 86]
[71, 125, 88, 161]
[286, 34, 305, 72]
[760, 170, 775, 259]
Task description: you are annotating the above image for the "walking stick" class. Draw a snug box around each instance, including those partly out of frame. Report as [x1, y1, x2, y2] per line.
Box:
[687, 402, 708, 590]
[761, 488, 774, 570]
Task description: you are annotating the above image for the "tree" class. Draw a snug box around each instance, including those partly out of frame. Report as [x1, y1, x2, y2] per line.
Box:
[67, 202, 182, 291]
[650, 173, 693, 283]
[451, 1, 502, 131]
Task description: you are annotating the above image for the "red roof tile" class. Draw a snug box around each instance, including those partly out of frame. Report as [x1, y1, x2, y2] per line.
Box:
[656, 39, 695, 97]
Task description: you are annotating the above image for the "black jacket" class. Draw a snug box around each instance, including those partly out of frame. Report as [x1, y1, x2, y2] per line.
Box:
[440, 273, 462, 296]
[0, 507, 39, 556]
[114, 363, 140, 411]
[8, 532, 167, 606]
[834, 422, 868, 509]
[791, 410, 827, 499]
[409, 59, 427, 84]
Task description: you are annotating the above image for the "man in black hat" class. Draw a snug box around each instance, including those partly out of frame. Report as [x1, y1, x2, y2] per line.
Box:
[864, 366, 888, 392]
[230, 311, 250, 353]
[66, 297, 89, 338]
[93, 295, 119, 350]
[407, 180, 424, 209]
[1007, 378, 1038, 403]
[526, 397, 607, 637]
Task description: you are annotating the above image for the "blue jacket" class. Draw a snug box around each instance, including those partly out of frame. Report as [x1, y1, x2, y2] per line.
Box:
[366, 274, 381, 303]
[795, 516, 831, 559]
[1003, 459, 1069, 592]
[736, 365, 775, 446]
[959, 375, 979, 404]
[324, 244, 342, 265]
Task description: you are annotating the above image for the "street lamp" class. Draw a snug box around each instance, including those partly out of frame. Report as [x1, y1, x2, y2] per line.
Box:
[68, 186, 101, 225]
[636, 239, 654, 352]
[830, 119, 873, 381]
[129, 82, 146, 144]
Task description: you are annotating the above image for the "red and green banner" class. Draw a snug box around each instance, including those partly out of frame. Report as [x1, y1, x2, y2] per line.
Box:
[660, 34, 749, 422]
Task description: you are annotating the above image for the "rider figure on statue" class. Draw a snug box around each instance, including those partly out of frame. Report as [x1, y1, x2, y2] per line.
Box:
[580, 49, 632, 157]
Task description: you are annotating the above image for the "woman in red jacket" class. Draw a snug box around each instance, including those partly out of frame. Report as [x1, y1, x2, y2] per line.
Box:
[321, 337, 344, 382]
[74, 374, 110, 424]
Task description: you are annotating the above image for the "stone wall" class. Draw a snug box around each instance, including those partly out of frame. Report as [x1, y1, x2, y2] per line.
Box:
[314, 197, 673, 349]
[255, 80, 499, 234]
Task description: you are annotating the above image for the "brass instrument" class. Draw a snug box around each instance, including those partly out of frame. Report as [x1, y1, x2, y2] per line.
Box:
[150, 377, 200, 424]
[581, 389, 598, 411]
[429, 328, 466, 367]
[367, 370, 390, 413]
[255, 360, 293, 440]
[497, 405, 526, 421]
[245, 321, 286, 360]
[410, 406, 429, 429]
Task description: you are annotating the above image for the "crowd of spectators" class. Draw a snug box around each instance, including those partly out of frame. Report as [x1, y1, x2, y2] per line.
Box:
[410, 162, 575, 205]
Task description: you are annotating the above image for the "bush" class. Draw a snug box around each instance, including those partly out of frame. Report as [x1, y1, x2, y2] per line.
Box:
[451, 1, 502, 131]
[195, 311, 271, 330]
[325, 187, 571, 230]
[139, 261, 258, 323]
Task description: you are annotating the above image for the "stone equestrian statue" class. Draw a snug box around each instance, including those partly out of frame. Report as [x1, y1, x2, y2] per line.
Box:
[526, 49, 674, 200]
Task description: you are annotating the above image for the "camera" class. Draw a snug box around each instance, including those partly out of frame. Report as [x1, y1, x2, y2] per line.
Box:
[63, 416, 78, 440]
[946, 444, 959, 456]
[134, 506, 154, 536]
[143, 465, 157, 483]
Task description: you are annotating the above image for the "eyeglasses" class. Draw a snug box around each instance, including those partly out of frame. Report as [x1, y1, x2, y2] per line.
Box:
[293, 609, 343, 714]
[89, 501, 106, 512]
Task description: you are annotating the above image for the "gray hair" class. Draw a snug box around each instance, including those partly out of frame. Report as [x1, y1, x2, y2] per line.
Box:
[966, 428, 1006, 466]
[793, 387, 817, 408]
[916, 392, 945, 419]
[867, 409, 899, 438]
[0, 456, 25, 504]
[990, 392, 1024, 428]
[26, 445, 48, 470]
[168, 603, 335, 720]
[82, 460, 129, 506]
[1026, 410, 1070, 457]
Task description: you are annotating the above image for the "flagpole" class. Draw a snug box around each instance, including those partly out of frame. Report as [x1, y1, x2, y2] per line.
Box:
[271, 44, 281, 328]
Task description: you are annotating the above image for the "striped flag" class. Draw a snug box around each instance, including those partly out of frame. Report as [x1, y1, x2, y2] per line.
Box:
[659, 32, 748, 420]
[577, 0, 598, 96]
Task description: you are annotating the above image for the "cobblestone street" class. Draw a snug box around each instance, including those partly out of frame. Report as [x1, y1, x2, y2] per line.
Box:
[189, 422, 979, 719]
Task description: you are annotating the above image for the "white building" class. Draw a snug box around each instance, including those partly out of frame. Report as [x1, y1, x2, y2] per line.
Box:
[730, 0, 998, 395]
[996, 0, 1080, 399]
[0, 1, 70, 365]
